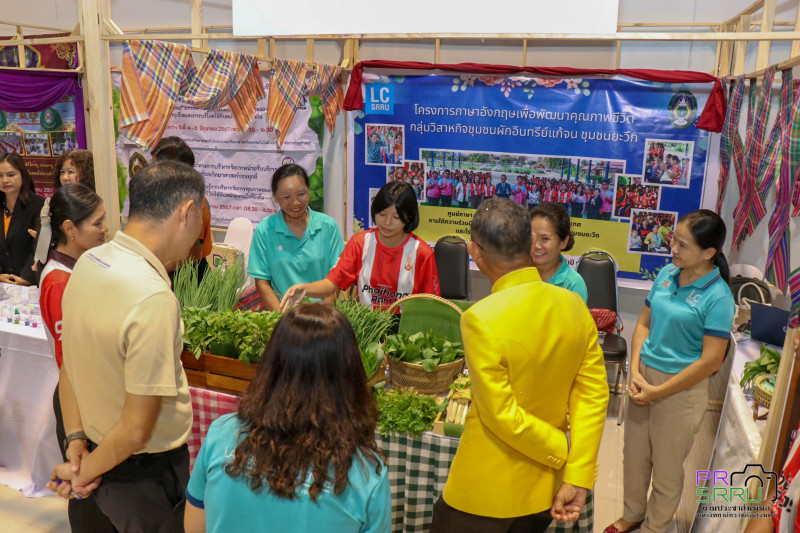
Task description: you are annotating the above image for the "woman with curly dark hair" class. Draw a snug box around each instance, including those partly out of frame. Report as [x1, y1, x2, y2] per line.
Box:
[53, 149, 95, 192]
[184, 303, 390, 533]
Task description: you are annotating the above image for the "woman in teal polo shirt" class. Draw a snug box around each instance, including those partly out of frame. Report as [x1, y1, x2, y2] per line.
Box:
[248, 164, 345, 311]
[605, 210, 735, 533]
[529, 202, 588, 302]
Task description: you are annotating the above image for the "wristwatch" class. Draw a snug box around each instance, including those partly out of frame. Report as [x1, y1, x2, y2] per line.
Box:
[63, 431, 89, 451]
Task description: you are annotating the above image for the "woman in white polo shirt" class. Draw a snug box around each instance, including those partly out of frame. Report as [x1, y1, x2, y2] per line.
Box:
[605, 209, 735, 533]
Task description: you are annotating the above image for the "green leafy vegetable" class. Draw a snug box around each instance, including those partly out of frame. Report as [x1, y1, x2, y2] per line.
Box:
[375, 389, 438, 437]
[174, 255, 245, 313]
[182, 306, 281, 363]
[382, 331, 464, 371]
[740, 344, 781, 389]
[334, 299, 396, 376]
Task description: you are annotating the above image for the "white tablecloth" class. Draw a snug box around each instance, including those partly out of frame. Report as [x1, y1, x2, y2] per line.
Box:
[0, 319, 62, 497]
[692, 338, 765, 532]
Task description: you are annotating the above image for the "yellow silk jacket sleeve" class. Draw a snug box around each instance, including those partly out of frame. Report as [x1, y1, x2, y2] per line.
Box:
[461, 309, 569, 468]
[562, 308, 610, 489]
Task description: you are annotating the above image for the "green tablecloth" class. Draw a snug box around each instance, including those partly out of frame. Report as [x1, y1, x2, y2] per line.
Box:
[376, 431, 593, 533]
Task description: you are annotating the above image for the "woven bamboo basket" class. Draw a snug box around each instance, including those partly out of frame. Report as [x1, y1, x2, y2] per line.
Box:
[753, 374, 776, 409]
[385, 294, 467, 395]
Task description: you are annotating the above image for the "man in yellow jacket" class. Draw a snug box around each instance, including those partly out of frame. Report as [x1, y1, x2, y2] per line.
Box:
[431, 198, 609, 532]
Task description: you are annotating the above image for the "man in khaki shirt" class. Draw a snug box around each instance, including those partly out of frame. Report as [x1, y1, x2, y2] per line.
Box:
[49, 161, 204, 533]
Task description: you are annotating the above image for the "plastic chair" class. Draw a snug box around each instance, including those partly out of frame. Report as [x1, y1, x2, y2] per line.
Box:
[576, 249, 628, 425]
[433, 235, 470, 300]
[223, 217, 254, 265]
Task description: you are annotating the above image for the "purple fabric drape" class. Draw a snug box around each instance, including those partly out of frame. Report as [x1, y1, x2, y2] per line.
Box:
[0, 70, 86, 149]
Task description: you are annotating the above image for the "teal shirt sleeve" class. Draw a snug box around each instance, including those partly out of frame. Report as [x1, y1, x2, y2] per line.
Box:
[703, 288, 735, 338]
[248, 219, 272, 281]
[185, 419, 213, 509]
[361, 463, 391, 533]
[569, 276, 588, 303]
[325, 220, 345, 274]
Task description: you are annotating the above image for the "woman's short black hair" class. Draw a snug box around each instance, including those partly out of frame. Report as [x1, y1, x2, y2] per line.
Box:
[271, 164, 309, 193]
[529, 202, 575, 252]
[370, 181, 419, 233]
[151, 136, 195, 167]
[47, 183, 103, 248]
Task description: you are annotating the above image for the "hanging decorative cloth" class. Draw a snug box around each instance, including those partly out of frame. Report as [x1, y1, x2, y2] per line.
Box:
[266, 58, 308, 149]
[717, 77, 745, 214]
[764, 70, 799, 291]
[732, 67, 775, 249]
[788, 266, 800, 329]
[305, 63, 344, 133]
[120, 40, 196, 150]
[791, 108, 800, 216]
[120, 40, 266, 150]
[179, 49, 265, 133]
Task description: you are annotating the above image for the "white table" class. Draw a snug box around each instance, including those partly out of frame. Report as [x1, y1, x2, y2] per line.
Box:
[0, 317, 62, 497]
[692, 338, 766, 532]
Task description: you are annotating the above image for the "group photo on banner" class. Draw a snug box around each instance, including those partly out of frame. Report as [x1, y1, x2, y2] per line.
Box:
[347, 71, 717, 282]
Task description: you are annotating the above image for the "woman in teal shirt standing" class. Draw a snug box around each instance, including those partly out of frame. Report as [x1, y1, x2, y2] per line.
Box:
[605, 210, 735, 533]
[248, 164, 344, 311]
[529, 202, 588, 302]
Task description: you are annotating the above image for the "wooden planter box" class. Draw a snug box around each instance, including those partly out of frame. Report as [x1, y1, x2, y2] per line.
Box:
[181, 350, 257, 395]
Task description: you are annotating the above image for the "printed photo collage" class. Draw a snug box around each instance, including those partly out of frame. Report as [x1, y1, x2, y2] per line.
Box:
[362, 125, 691, 256]
[0, 130, 78, 157]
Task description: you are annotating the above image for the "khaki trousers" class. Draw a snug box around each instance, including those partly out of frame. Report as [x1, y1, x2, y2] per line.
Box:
[622, 363, 708, 533]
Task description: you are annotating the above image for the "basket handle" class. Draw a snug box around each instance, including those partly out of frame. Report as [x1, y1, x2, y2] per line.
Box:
[387, 293, 464, 315]
[737, 282, 767, 306]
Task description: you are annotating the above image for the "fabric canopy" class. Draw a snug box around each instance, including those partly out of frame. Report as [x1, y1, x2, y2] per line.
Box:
[0, 69, 86, 148]
[343, 61, 725, 133]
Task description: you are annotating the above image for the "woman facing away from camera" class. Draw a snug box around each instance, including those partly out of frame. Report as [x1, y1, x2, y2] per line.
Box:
[605, 209, 735, 533]
[184, 303, 390, 533]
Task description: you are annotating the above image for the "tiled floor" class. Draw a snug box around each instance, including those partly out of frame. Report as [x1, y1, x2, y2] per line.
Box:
[0, 483, 68, 532]
[0, 399, 628, 533]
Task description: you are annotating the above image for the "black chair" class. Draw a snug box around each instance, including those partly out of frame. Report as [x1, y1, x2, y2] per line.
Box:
[433, 235, 470, 300]
[576, 250, 628, 425]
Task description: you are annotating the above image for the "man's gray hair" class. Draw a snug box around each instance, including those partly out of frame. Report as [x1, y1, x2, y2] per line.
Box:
[470, 198, 532, 261]
[128, 161, 205, 222]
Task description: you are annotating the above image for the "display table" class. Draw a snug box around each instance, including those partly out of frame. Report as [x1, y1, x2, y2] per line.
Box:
[186, 386, 593, 533]
[692, 338, 766, 532]
[0, 319, 61, 497]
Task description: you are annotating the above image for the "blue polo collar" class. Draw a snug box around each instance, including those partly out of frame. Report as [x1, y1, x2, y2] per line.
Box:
[274, 207, 322, 241]
[669, 265, 721, 290]
[549, 255, 570, 286]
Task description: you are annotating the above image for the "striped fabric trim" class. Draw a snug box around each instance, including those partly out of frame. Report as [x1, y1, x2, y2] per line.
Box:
[789, 266, 800, 328]
[120, 40, 265, 149]
[120, 40, 195, 149]
[732, 67, 775, 249]
[266, 58, 308, 149]
[765, 70, 799, 290]
[180, 49, 266, 132]
[717, 77, 744, 214]
[305, 63, 344, 133]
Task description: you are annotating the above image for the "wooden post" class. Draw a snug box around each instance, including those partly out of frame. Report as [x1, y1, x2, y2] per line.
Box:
[191, 0, 202, 50]
[734, 15, 751, 76]
[269, 38, 276, 58]
[257, 37, 266, 58]
[15, 25, 25, 69]
[435, 38, 440, 64]
[522, 39, 527, 66]
[756, 0, 777, 71]
[79, 0, 121, 235]
[306, 38, 314, 64]
[792, 3, 800, 57]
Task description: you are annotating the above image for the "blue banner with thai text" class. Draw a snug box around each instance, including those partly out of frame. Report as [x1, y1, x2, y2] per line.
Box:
[348, 73, 713, 282]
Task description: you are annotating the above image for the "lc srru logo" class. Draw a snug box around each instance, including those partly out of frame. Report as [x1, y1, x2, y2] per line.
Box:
[366, 84, 394, 115]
